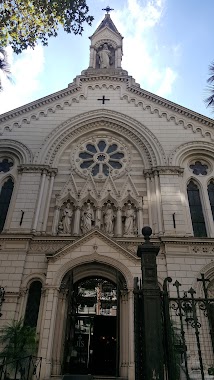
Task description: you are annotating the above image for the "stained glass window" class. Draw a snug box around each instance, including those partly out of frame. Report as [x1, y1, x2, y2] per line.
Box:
[187, 181, 207, 237]
[189, 161, 208, 175]
[24, 281, 42, 328]
[0, 177, 14, 233]
[0, 158, 13, 173]
[78, 140, 124, 177]
[208, 180, 214, 220]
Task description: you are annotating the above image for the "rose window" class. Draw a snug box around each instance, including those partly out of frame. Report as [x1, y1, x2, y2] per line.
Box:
[73, 137, 129, 180]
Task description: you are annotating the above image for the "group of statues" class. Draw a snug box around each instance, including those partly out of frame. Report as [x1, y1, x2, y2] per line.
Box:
[58, 201, 136, 236]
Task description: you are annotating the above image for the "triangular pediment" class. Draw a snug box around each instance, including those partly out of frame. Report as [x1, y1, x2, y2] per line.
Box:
[46, 228, 138, 263]
[1, 73, 213, 132]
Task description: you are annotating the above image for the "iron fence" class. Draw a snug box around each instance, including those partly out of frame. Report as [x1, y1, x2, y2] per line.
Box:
[162, 275, 214, 380]
[0, 355, 42, 380]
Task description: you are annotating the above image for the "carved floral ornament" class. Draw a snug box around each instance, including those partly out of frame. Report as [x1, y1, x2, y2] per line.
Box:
[72, 136, 130, 180]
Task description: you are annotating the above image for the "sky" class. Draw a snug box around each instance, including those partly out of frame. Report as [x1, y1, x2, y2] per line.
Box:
[0, 0, 214, 119]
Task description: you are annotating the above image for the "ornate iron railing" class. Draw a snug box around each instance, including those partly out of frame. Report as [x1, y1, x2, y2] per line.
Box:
[0, 355, 42, 380]
[162, 274, 214, 380]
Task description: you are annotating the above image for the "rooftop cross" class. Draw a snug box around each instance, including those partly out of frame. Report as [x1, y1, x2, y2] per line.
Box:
[102, 6, 114, 14]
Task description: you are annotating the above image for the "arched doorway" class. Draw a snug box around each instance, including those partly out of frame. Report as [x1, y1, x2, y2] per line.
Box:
[59, 264, 128, 377]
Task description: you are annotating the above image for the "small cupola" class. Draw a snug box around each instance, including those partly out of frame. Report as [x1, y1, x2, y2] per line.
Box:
[88, 7, 123, 70]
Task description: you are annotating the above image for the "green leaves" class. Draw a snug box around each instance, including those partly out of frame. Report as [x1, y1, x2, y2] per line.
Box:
[205, 61, 214, 109]
[0, 319, 37, 361]
[0, 0, 94, 54]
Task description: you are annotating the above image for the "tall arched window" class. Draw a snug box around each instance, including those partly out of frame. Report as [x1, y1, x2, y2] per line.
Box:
[0, 177, 14, 233]
[187, 180, 207, 237]
[24, 281, 42, 328]
[208, 180, 214, 220]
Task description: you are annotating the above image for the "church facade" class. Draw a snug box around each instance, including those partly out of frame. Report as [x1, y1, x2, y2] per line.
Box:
[0, 12, 214, 380]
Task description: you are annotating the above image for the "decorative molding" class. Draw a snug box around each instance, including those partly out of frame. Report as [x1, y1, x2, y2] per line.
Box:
[18, 164, 58, 175]
[0, 139, 33, 164]
[28, 241, 70, 253]
[0, 72, 214, 138]
[34, 109, 166, 167]
[169, 141, 214, 166]
[46, 228, 139, 263]
[52, 251, 134, 290]
[143, 166, 184, 177]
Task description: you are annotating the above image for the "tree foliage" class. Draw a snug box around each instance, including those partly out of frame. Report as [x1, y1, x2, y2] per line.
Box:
[0, 48, 12, 91]
[0, 0, 94, 54]
[0, 319, 37, 361]
[205, 61, 214, 109]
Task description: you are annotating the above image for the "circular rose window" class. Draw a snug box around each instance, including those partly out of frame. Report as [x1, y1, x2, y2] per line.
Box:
[72, 137, 130, 180]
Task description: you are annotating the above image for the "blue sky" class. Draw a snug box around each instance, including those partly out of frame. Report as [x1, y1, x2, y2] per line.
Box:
[1, 0, 214, 118]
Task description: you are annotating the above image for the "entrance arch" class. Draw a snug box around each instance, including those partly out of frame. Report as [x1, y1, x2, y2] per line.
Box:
[52, 262, 131, 378]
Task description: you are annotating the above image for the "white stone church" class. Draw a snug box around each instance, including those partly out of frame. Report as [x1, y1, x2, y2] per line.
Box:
[0, 11, 214, 380]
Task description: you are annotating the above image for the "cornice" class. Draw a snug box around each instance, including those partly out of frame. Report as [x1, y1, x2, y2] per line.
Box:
[0, 72, 213, 132]
[143, 166, 184, 177]
[18, 164, 58, 175]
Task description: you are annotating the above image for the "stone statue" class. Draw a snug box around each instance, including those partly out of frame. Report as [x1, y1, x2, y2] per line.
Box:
[98, 43, 111, 68]
[62, 203, 73, 234]
[103, 204, 115, 235]
[81, 202, 94, 234]
[124, 203, 136, 236]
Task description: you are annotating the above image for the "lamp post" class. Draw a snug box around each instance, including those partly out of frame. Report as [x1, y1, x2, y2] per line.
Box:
[137, 226, 164, 380]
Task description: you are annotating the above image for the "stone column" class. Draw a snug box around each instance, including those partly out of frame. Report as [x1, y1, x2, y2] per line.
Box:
[128, 289, 135, 380]
[96, 206, 101, 228]
[52, 291, 67, 376]
[32, 169, 47, 232]
[137, 226, 164, 380]
[52, 205, 60, 235]
[116, 207, 122, 236]
[44, 288, 59, 379]
[42, 172, 55, 233]
[154, 170, 163, 234]
[145, 171, 153, 227]
[73, 206, 81, 235]
[137, 207, 143, 236]
[120, 290, 129, 378]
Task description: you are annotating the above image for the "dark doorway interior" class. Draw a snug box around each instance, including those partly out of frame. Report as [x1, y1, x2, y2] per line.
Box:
[91, 315, 117, 375]
[63, 277, 118, 376]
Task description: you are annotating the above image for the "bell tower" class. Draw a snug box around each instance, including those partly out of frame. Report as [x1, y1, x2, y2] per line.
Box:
[88, 7, 123, 70]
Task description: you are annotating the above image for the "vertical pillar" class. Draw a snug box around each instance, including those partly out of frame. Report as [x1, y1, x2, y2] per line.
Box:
[137, 226, 164, 380]
[154, 170, 163, 234]
[116, 207, 122, 236]
[145, 171, 153, 227]
[52, 205, 60, 235]
[73, 206, 81, 235]
[32, 169, 47, 232]
[95, 206, 101, 228]
[44, 288, 59, 379]
[137, 207, 143, 236]
[120, 291, 128, 371]
[128, 290, 135, 380]
[42, 172, 56, 233]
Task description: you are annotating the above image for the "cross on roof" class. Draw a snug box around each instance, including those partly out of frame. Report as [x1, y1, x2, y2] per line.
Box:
[102, 6, 114, 14]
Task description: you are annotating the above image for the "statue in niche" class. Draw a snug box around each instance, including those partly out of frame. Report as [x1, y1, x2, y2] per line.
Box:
[81, 202, 95, 234]
[61, 202, 73, 234]
[98, 43, 112, 68]
[124, 203, 136, 236]
[103, 203, 115, 235]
